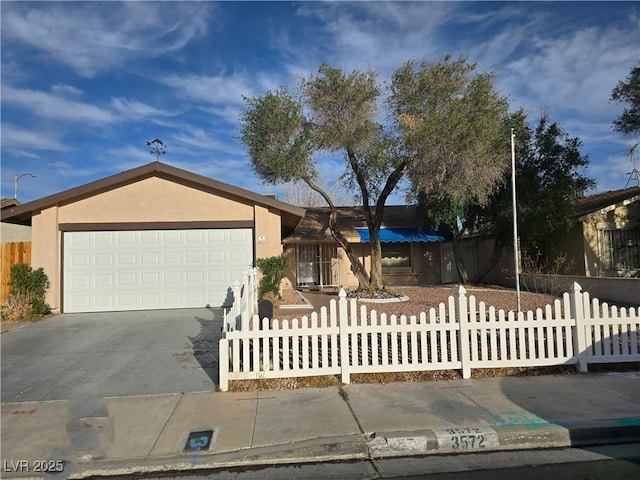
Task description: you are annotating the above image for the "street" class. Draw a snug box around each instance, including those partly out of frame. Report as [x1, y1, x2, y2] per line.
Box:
[92, 443, 640, 479]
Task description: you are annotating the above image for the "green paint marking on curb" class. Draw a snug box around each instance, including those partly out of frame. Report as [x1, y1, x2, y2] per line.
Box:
[613, 417, 640, 427]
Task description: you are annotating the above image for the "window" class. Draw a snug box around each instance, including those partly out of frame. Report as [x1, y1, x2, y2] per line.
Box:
[381, 243, 411, 268]
[600, 228, 640, 272]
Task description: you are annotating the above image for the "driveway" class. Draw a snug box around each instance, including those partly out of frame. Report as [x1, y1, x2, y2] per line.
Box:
[1, 308, 223, 411]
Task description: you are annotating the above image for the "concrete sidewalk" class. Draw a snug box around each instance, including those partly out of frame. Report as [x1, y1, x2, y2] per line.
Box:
[1, 372, 639, 479]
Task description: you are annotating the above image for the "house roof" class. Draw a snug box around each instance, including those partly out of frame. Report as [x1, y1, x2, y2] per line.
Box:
[282, 205, 442, 243]
[1, 198, 19, 210]
[0, 162, 306, 228]
[574, 186, 640, 221]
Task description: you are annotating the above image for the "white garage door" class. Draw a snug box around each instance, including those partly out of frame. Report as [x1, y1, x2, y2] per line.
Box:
[63, 229, 253, 313]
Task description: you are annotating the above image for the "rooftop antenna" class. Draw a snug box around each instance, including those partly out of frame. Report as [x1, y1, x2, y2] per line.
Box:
[625, 143, 640, 188]
[146, 138, 166, 162]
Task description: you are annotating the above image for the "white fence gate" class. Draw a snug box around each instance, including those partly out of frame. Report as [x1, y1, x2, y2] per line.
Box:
[223, 268, 258, 332]
[219, 283, 639, 391]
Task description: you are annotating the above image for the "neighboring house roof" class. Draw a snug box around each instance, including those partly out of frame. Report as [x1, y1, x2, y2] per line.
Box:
[1, 198, 19, 210]
[283, 205, 448, 243]
[574, 186, 640, 221]
[0, 162, 306, 228]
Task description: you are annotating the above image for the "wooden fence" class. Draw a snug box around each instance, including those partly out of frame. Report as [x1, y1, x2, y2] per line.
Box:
[1, 242, 31, 304]
[218, 283, 640, 391]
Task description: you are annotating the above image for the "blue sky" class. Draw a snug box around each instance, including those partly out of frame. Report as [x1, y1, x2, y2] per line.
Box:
[1, 1, 638, 205]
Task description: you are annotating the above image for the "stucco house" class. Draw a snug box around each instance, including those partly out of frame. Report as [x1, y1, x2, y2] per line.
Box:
[282, 205, 451, 290]
[1, 198, 31, 242]
[1, 162, 455, 313]
[555, 186, 640, 278]
[0, 162, 305, 313]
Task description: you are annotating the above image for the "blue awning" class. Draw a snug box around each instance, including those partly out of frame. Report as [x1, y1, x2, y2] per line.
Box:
[355, 227, 449, 243]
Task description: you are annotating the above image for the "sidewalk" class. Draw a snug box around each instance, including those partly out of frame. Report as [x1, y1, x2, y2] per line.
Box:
[1, 372, 639, 479]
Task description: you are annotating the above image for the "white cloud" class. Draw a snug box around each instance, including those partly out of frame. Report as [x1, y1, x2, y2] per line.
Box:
[110, 98, 177, 121]
[502, 25, 636, 119]
[160, 72, 256, 106]
[51, 84, 84, 99]
[1, 123, 70, 152]
[1, 2, 212, 77]
[588, 151, 639, 193]
[2, 85, 116, 124]
[170, 129, 244, 157]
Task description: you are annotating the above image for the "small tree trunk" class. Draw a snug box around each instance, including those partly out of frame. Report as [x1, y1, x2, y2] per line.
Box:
[452, 234, 469, 284]
[304, 177, 370, 290]
[368, 228, 385, 291]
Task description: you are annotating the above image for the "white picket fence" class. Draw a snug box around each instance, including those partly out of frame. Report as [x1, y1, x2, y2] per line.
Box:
[218, 283, 639, 391]
[223, 268, 258, 332]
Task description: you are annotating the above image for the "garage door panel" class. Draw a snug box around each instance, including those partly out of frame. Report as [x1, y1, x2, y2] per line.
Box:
[64, 228, 253, 313]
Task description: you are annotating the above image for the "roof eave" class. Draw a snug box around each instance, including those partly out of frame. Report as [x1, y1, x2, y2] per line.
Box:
[577, 194, 640, 222]
[0, 162, 306, 224]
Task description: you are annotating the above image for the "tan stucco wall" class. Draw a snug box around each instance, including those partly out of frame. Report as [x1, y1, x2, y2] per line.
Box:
[32, 207, 61, 311]
[58, 177, 254, 223]
[254, 205, 283, 259]
[30, 176, 287, 312]
[554, 223, 586, 276]
[581, 202, 640, 277]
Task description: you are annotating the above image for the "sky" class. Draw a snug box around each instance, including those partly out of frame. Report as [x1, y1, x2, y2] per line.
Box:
[1, 1, 639, 206]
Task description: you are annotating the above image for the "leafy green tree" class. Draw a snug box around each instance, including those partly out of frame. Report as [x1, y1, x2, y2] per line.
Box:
[471, 112, 595, 282]
[611, 64, 640, 138]
[240, 57, 510, 291]
[399, 58, 511, 283]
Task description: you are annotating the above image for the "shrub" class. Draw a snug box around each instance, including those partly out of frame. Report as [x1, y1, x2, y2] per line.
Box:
[256, 254, 289, 301]
[4, 264, 51, 320]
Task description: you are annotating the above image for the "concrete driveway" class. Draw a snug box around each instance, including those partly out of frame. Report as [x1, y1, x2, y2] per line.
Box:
[1, 308, 223, 410]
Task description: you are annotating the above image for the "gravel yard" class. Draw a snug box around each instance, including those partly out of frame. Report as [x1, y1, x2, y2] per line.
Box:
[278, 286, 558, 321]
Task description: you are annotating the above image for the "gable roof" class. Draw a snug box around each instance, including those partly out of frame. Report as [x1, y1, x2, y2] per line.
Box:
[283, 205, 441, 243]
[0, 162, 306, 227]
[574, 186, 640, 221]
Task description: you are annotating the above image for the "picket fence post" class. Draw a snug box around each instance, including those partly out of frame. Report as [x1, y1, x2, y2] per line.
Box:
[338, 288, 350, 384]
[232, 280, 243, 331]
[250, 268, 257, 313]
[570, 282, 588, 372]
[219, 337, 229, 392]
[456, 285, 472, 379]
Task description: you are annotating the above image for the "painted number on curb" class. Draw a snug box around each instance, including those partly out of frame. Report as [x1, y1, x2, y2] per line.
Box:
[433, 427, 499, 450]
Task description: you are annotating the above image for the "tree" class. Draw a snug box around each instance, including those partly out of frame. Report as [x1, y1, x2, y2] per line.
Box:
[281, 178, 354, 207]
[399, 58, 511, 283]
[611, 64, 640, 138]
[240, 57, 509, 291]
[471, 112, 595, 282]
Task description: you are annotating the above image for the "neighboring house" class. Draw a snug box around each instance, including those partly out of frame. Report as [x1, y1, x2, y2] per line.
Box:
[281, 205, 451, 289]
[1, 198, 31, 242]
[0, 162, 305, 313]
[555, 186, 640, 278]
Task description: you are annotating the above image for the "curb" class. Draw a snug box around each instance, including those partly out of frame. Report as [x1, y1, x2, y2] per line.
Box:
[3, 424, 638, 479]
[367, 421, 640, 457]
[65, 434, 368, 479]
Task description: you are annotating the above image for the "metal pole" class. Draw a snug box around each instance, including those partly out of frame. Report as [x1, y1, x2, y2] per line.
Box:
[510, 129, 521, 312]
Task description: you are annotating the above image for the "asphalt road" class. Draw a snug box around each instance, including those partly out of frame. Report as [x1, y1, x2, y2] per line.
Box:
[1, 308, 223, 410]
